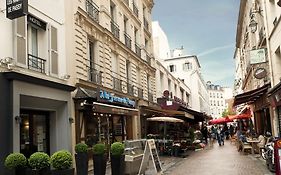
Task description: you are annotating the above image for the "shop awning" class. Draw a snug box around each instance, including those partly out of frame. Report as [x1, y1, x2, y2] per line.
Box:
[92, 102, 138, 116]
[140, 105, 194, 121]
[74, 87, 97, 99]
[209, 117, 233, 125]
[233, 83, 270, 106]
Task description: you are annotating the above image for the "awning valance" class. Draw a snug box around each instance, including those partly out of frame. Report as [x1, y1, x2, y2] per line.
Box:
[233, 83, 270, 106]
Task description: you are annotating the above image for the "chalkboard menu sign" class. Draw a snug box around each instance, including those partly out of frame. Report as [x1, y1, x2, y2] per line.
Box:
[138, 139, 162, 174]
[6, 0, 28, 20]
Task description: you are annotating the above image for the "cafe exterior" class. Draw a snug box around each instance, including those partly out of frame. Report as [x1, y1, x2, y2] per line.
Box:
[74, 87, 139, 146]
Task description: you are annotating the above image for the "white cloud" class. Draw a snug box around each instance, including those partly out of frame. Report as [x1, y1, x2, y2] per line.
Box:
[197, 43, 234, 57]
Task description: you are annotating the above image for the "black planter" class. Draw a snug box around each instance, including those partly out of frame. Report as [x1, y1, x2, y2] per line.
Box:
[93, 154, 106, 175]
[26, 167, 51, 175]
[15, 167, 29, 175]
[110, 154, 124, 175]
[75, 153, 88, 175]
[51, 168, 74, 175]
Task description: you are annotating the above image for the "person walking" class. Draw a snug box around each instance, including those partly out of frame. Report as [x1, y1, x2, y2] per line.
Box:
[217, 126, 225, 146]
[201, 125, 208, 144]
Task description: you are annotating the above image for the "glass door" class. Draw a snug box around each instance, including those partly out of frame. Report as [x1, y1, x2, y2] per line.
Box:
[20, 110, 50, 157]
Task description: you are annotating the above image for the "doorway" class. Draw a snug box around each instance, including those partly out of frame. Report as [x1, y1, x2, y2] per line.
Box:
[20, 110, 50, 157]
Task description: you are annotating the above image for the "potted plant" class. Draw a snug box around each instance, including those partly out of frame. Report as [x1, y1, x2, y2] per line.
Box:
[28, 152, 51, 175]
[110, 142, 125, 175]
[50, 150, 74, 175]
[75, 143, 88, 175]
[4, 152, 27, 175]
[92, 143, 106, 175]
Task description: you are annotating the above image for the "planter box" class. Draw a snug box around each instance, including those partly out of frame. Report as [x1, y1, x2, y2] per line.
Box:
[26, 168, 51, 175]
[51, 168, 74, 175]
[93, 154, 106, 175]
[15, 167, 29, 175]
[111, 155, 125, 175]
[75, 153, 88, 175]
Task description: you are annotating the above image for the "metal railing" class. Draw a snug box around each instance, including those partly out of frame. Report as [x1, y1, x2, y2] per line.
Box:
[28, 54, 46, 73]
[127, 83, 134, 96]
[143, 17, 149, 32]
[113, 77, 122, 91]
[111, 20, 120, 39]
[86, 0, 99, 23]
[124, 32, 132, 49]
[135, 43, 141, 58]
[138, 88, 143, 98]
[146, 53, 151, 66]
[132, 2, 138, 17]
[88, 68, 102, 85]
[148, 92, 153, 102]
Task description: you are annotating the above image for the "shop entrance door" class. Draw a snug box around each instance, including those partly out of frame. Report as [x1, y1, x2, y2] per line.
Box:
[20, 110, 50, 157]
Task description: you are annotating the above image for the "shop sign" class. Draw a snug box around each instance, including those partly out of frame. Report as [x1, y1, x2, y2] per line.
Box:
[99, 90, 135, 107]
[6, 0, 28, 20]
[254, 68, 267, 79]
[27, 14, 46, 30]
[250, 48, 266, 64]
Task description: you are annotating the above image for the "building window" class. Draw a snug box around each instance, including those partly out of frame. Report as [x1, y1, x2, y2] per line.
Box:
[183, 62, 192, 71]
[169, 65, 176, 72]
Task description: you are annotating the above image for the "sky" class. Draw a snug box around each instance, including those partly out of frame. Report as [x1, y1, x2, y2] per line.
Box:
[152, 0, 240, 88]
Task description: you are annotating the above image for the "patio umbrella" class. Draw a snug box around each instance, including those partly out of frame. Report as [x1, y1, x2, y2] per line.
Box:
[147, 117, 184, 148]
[208, 117, 233, 125]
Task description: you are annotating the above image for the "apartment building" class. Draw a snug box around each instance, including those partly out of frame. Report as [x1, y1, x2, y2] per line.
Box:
[0, 0, 75, 174]
[72, 0, 155, 145]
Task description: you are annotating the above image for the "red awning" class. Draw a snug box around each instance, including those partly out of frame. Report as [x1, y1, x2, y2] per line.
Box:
[208, 117, 233, 125]
[228, 112, 251, 120]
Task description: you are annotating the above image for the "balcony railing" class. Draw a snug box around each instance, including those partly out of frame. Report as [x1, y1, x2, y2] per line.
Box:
[146, 54, 151, 66]
[124, 32, 132, 49]
[138, 88, 143, 99]
[135, 43, 141, 58]
[28, 54, 46, 73]
[111, 21, 120, 39]
[86, 0, 99, 23]
[143, 17, 149, 32]
[127, 83, 134, 96]
[132, 2, 139, 17]
[148, 92, 153, 102]
[88, 68, 102, 85]
[113, 77, 122, 91]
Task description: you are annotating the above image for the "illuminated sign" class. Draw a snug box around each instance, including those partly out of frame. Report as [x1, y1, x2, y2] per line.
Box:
[99, 90, 135, 107]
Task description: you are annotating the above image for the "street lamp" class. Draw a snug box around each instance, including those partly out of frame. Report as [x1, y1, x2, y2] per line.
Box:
[249, 19, 258, 33]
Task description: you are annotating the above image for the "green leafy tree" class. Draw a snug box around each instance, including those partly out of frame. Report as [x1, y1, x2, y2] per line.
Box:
[222, 108, 236, 118]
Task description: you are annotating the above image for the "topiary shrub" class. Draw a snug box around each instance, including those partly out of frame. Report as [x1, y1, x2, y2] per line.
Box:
[28, 152, 50, 170]
[110, 142, 124, 156]
[50, 150, 72, 170]
[93, 143, 106, 155]
[75, 143, 88, 153]
[4, 153, 27, 170]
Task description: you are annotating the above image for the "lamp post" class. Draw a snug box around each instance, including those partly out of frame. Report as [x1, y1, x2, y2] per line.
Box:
[249, 19, 258, 33]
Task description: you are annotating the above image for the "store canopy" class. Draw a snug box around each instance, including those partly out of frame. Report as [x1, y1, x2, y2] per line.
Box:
[233, 83, 270, 106]
[228, 109, 251, 120]
[147, 117, 184, 123]
[209, 117, 233, 125]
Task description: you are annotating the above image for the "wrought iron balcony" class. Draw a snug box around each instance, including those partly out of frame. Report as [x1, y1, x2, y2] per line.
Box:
[111, 21, 120, 39]
[143, 17, 149, 32]
[28, 54, 46, 73]
[113, 77, 122, 91]
[88, 68, 102, 85]
[138, 88, 143, 99]
[124, 32, 132, 49]
[146, 54, 151, 66]
[127, 83, 134, 96]
[148, 92, 153, 102]
[132, 2, 139, 17]
[135, 43, 141, 58]
[86, 0, 99, 23]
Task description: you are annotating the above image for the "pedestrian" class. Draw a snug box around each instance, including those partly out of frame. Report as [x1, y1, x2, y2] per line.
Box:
[229, 124, 234, 137]
[201, 124, 208, 144]
[217, 126, 224, 146]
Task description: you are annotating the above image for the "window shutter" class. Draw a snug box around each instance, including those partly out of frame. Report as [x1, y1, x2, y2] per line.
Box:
[16, 16, 27, 65]
[50, 26, 58, 75]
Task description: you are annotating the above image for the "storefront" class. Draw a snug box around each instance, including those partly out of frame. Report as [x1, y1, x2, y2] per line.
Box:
[268, 81, 281, 137]
[234, 83, 271, 135]
[0, 72, 75, 174]
[74, 87, 139, 146]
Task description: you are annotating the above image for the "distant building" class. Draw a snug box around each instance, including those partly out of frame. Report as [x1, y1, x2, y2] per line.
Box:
[206, 81, 233, 119]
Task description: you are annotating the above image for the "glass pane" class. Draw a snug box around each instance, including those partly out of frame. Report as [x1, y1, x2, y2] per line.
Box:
[33, 115, 47, 152]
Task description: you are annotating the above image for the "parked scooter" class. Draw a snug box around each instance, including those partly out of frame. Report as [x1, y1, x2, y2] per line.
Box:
[261, 132, 276, 172]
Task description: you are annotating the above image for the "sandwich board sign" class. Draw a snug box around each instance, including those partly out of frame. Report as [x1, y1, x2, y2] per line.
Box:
[138, 139, 162, 175]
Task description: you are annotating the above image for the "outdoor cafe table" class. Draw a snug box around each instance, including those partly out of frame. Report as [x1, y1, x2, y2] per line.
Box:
[246, 138, 260, 154]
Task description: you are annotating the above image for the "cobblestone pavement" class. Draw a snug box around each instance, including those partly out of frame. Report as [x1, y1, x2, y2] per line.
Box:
[165, 140, 274, 175]
[88, 140, 274, 175]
